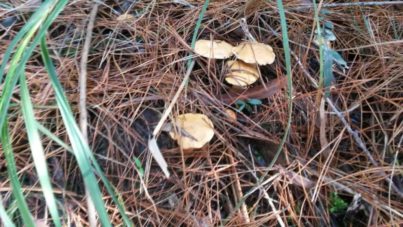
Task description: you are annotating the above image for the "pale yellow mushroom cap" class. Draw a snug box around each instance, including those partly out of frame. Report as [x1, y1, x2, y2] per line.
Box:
[232, 42, 275, 65]
[225, 60, 259, 87]
[194, 40, 234, 59]
[169, 113, 214, 150]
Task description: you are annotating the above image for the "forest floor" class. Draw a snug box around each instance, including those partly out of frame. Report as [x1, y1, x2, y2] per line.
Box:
[1, 0, 402, 226]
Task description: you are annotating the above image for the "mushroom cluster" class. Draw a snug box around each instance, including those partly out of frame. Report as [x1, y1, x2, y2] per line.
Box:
[194, 39, 276, 87]
[167, 39, 276, 150]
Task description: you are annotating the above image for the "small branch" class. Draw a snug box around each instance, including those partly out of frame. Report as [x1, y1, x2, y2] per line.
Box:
[229, 149, 250, 223]
[246, 147, 285, 227]
[240, 18, 256, 42]
[292, 1, 403, 11]
[79, 3, 99, 227]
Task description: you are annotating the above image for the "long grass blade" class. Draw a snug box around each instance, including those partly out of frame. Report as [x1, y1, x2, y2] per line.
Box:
[269, 0, 293, 167]
[36, 121, 73, 152]
[0, 0, 53, 83]
[40, 37, 133, 226]
[0, 195, 15, 227]
[1, 123, 35, 226]
[19, 74, 62, 227]
[0, 0, 67, 138]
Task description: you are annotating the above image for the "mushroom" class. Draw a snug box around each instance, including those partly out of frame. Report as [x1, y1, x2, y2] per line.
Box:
[225, 60, 259, 87]
[194, 40, 234, 59]
[169, 113, 214, 150]
[225, 109, 237, 122]
[232, 42, 275, 65]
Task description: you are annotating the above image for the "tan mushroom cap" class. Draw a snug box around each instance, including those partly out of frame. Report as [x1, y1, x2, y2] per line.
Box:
[225, 60, 259, 87]
[232, 42, 275, 65]
[169, 113, 214, 150]
[194, 40, 234, 59]
[225, 109, 237, 122]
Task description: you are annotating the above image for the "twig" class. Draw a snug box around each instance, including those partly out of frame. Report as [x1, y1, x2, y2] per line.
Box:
[152, 60, 195, 137]
[228, 149, 250, 223]
[172, 0, 195, 8]
[291, 1, 403, 11]
[239, 18, 256, 42]
[222, 173, 281, 225]
[79, 3, 99, 227]
[247, 147, 285, 227]
[326, 98, 403, 198]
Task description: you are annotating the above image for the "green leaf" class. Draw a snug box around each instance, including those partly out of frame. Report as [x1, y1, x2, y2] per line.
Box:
[323, 29, 336, 41]
[235, 100, 246, 112]
[40, 38, 111, 226]
[36, 121, 73, 152]
[134, 157, 145, 177]
[329, 49, 348, 69]
[247, 98, 262, 106]
[330, 192, 348, 213]
[323, 49, 335, 96]
[324, 21, 334, 30]
[0, 0, 54, 83]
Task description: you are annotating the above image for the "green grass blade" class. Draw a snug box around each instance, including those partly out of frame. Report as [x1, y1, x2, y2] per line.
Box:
[269, 0, 293, 167]
[186, 0, 210, 69]
[0, 0, 67, 138]
[40, 37, 114, 227]
[36, 121, 73, 152]
[0, 195, 15, 227]
[19, 74, 62, 227]
[41, 36, 133, 227]
[312, 0, 325, 90]
[1, 122, 35, 226]
[0, 0, 54, 83]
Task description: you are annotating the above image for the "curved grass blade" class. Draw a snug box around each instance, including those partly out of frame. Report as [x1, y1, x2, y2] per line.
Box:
[36, 121, 73, 152]
[187, 0, 210, 68]
[1, 123, 35, 226]
[40, 38, 125, 227]
[38, 119, 133, 227]
[0, 0, 67, 138]
[312, 0, 324, 92]
[19, 74, 62, 227]
[269, 0, 293, 167]
[0, 0, 53, 83]
[0, 195, 15, 227]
